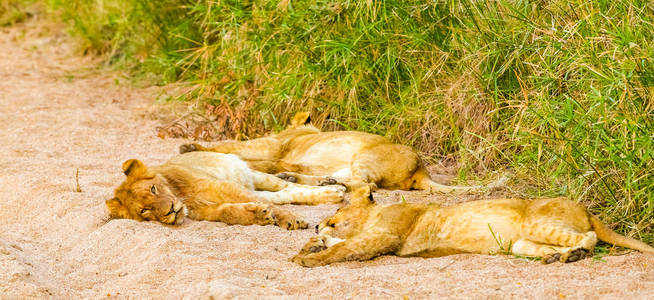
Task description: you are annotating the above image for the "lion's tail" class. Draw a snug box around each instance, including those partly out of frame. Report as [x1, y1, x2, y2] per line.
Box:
[423, 179, 486, 194]
[414, 168, 509, 195]
[590, 215, 654, 253]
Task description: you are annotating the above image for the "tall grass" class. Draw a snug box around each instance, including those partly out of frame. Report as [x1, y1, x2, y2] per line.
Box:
[49, 0, 653, 241]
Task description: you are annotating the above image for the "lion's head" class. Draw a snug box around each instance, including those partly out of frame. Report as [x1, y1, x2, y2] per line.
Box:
[106, 159, 186, 225]
[315, 185, 375, 238]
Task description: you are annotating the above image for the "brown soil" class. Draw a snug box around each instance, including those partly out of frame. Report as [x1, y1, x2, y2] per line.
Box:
[1, 21, 653, 299]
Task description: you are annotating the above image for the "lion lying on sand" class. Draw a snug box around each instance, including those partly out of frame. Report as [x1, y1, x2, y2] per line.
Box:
[180, 112, 504, 193]
[291, 187, 653, 267]
[106, 152, 344, 230]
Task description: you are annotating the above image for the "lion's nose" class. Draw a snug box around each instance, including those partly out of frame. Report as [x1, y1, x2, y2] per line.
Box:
[315, 224, 319, 234]
[173, 202, 183, 213]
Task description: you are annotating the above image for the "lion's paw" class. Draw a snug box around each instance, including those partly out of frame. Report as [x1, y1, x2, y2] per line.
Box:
[289, 254, 322, 267]
[320, 185, 346, 203]
[542, 248, 590, 264]
[276, 173, 297, 183]
[303, 237, 327, 253]
[319, 177, 339, 186]
[254, 206, 276, 225]
[298, 236, 328, 255]
[561, 248, 590, 263]
[281, 218, 309, 230]
[542, 252, 561, 264]
[179, 143, 200, 154]
[272, 209, 308, 230]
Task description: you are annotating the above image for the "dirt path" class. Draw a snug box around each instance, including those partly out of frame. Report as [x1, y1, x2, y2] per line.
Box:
[1, 21, 653, 299]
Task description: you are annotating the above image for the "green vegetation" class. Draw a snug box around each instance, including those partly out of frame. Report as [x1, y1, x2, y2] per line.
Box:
[0, 0, 36, 25]
[45, 0, 653, 241]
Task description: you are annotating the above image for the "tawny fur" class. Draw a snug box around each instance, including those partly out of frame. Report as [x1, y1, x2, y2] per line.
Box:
[180, 112, 504, 193]
[106, 152, 345, 230]
[291, 187, 653, 267]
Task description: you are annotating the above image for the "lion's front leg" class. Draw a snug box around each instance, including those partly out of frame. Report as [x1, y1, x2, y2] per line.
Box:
[291, 232, 400, 267]
[186, 180, 309, 230]
[189, 203, 275, 226]
[189, 203, 307, 230]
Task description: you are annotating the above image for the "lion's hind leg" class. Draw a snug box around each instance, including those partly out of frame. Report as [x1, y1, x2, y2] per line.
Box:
[514, 224, 598, 264]
[251, 170, 292, 191]
[518, 198, 599, 263]
[511, 239, 572, 263]
[179, 137, 282, 161]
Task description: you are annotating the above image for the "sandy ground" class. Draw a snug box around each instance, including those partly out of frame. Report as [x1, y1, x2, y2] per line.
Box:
[1, 20, 653, 299]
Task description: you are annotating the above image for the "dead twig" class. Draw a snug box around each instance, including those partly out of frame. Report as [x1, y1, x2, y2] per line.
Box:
[75, 168, 82, 192]
[438, 260, 456, 271]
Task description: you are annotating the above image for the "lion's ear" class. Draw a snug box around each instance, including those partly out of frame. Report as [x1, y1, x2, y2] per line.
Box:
[106, 197, 129, 219]
[290, 112, 311, 127]
[121, 159, 151, 178]
[350, 185, 375, 206]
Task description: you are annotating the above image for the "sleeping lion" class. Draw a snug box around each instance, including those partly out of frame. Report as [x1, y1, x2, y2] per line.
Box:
[291, 187, 653, 266]
[106, 152, 345, 230]
[180, 112, 504, 193]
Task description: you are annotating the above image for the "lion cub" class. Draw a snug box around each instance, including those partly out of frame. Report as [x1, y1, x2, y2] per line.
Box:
[106, 152, 345, 230]
[180, 112, 504, 194]
[291, 187, 653, 266]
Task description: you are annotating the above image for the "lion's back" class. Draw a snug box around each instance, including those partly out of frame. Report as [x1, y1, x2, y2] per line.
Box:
[282, 131, 392, 173]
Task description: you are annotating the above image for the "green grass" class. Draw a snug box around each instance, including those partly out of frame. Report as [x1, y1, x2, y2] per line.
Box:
[0, 0, 37, 25]
[47, 0, 653, 241]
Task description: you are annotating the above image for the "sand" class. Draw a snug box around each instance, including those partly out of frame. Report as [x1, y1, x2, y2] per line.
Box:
[1, 20, 653, 299]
